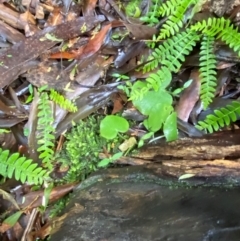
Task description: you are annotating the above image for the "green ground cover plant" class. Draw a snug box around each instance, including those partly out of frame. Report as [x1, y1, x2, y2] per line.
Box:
[112, 0, 240, 141]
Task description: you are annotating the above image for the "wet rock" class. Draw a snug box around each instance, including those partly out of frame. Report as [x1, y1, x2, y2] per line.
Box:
[50, 166, 240, 241]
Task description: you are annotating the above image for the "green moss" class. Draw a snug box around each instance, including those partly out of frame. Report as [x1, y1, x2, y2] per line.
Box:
[57, 116, 121, 182]
[125, 0, 142, 18]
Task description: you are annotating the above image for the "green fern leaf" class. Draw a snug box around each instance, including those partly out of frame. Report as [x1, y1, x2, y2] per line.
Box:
[5, 152, 19, 178]
[14, 157, 26, 181]
[158, 0, 177, 16]
[199, 35, 217, 109]
[125, 0, 141, 18]
[144, 29, 200, 73]
[219, 25, 240, 56]
[196, 101, 240, 133]
[0, 149, 49, 185]
[49, 89, 77, 112]
[140, 0, 162, 26]
[191, 17, 240, 56]
[130, 66, 172, 101]
[37, 91, 55, 169]
[133, 29, 199, 101]
[157, 0, 198, 39]
[191, 17, 231, 37]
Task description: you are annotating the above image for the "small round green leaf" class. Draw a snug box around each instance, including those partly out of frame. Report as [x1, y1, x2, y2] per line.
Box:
[100, 115, 129, 139]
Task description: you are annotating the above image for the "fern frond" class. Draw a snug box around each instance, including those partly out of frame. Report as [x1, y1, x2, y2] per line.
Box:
[0, 148, 48, 185]
[191, 17, 240, 56]
[219, 25, 240, 56]
[199, 35, 217, 109]
[130, 66, 172, 100]
[140, 0, 162, 26]
[144, 29, 200, 73]
[37, 92, 55, 170]
[196, 101, 240, 133]
[158, 0, 177, 16]
[129, 81, 151, 101]
[191, 17, 231, 37]
[49, 89, 77, 112]
[157, 0, 198, 39]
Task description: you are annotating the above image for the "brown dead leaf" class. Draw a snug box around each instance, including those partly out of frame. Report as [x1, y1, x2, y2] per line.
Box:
[49, 51, 77, 59]
[111, 92, 127, 114]
[0, 189, 20, 209]
[83, 0, 98, 16]
[176, 69, 201, 121]
[35, 4, 45, 19]
[19, 183, 77, 209]
[216, 61, 236, 69]
[123, 23, 157, 40]
[47, 7, 63, 26]
[0, 15, 104, 88]
[30, 221, 52, 240]
[50, 23, 112, 60]
[74, 23, 112, 59]
[0, 222, 13, 233]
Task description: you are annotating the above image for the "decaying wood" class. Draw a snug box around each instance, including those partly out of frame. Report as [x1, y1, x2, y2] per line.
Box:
[161, 159, 240, 179]
[115, 157, 240, 181]
[0, 20, 25, 44]
[132, 129, 240, 160]
[0, 4, 34, 32]
[113, 129, 240, 181]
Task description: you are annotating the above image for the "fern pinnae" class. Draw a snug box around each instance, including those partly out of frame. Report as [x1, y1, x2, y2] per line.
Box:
[37, 91, 55, 170]
[144, 29, 200, 73]
[199, 35, 217, 109]
[158, 0, 177, 17]
[134, 30, 199, 100]
[130, 66, 173, 100]
[125, 0, 141, 18]
[157, 0, 198, 39]
[49, 89, 77, 112]
[191, 17, 232, 37]
[0, 148, 48, 185]
[140, 0, 162, 26]
[191, 18, 219, 36]
[196, 101, 240, 133]
[220, 25, 240, 56]
[191, 17, 240, 56]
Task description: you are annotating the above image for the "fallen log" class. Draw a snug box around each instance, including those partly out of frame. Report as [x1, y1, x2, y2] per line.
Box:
[108, 129, 240, 183]
[132, 129, 240, 160]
